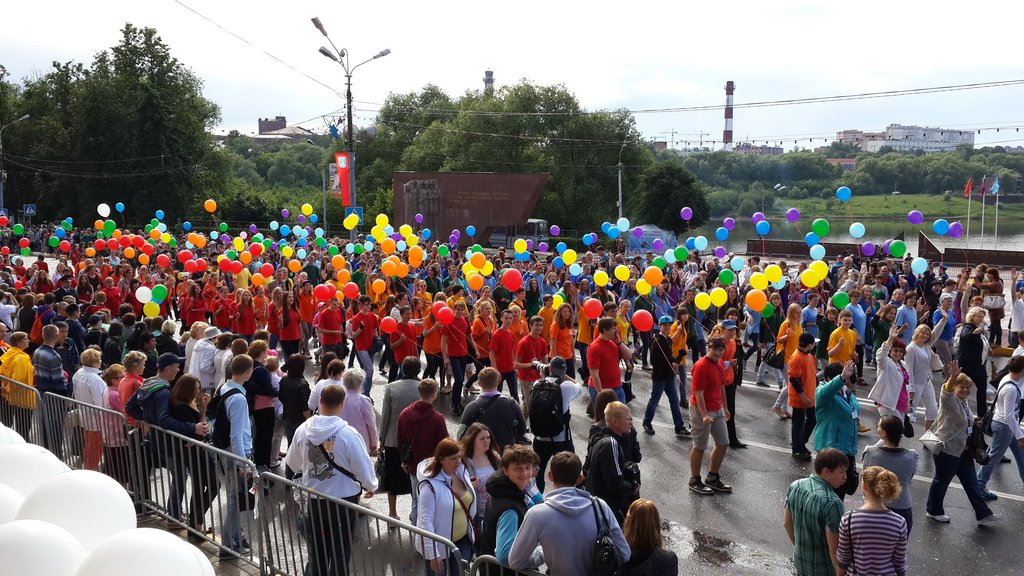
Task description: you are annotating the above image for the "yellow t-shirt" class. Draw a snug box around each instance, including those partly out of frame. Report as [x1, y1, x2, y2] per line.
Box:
[828, 326, 857, 363]
[777, 321, 802, 361]
[450, 488, 474, 541]
[538, 306, 555, 339]
[234, 268, 251, 290]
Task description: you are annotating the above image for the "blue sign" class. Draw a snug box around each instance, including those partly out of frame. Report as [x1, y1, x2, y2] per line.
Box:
[344, 207, 364, 221]
[23, 204, 36, 216]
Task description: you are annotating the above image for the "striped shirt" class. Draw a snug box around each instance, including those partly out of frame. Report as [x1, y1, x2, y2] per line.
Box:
[836, 509, 908, 576]
[785, 475, 844, 576]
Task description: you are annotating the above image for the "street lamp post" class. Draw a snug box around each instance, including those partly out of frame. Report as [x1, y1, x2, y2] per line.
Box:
[763, 182, 785, 213]
[0, 114, 30, 216]
[312, 17, 390, 240]
[617, 142, 627, 220]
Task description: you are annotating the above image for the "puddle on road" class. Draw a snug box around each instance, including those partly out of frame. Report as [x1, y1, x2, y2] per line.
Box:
[663, 520, 795, 574]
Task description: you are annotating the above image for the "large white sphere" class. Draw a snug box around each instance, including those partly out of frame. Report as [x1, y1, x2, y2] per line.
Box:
[75, 528, 213, 576]
[0, 519, 85, 576]
[0, 483, 24, 524]
[0, 443, 70, 496]
[0, 423, 25, 446]
[17, 469, 136, 551]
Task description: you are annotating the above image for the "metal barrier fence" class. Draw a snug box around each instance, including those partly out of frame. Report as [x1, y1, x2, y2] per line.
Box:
[0, 375, 42, 445]
[470, 556, 546, 576]
[258, 471, 466, 576]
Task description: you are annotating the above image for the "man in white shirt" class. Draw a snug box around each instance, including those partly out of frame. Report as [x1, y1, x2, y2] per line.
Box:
[977, 355, 1024, 499]
[1009, 270, 1024, 349]
[189, 326, 220, 392]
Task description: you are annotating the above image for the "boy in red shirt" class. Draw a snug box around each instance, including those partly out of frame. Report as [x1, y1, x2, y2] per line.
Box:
[513, 315, 548, 419]
[688, 336, 732, 496]
[587, 317, 624, 406]
[389, 306, 418, 378]
[352, 295, 379, 395]
[490, 308, 519, 401]
[317, 296, 347, 359]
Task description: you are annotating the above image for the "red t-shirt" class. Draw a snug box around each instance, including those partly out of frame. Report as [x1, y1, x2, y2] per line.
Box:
[442, 316, 470, 357]
[102, 287, 123, 313]
[279, 308, 302, 341]
[587, 337, 622, 390]
[235, 304, 257, 336]
[353, 312, 379, 352]
[490, 327, 515, 373]
[213, 297, 232, 330]
[391, 322, 418, 363]
[318, 308, 343, 345]
[515, 335, 548, 381]
[690, 356, 726, 412]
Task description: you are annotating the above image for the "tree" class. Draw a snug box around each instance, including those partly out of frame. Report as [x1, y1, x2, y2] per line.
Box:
[634, 163, 710, 233]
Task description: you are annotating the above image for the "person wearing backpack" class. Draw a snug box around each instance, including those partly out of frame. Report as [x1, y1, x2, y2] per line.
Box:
[976, 355, 1024, 499]
[529, 356, 584, 492]
[585, 401, 640, 525]
[509, 451, 630, 576]
[456, 367, 527, 451]
[209, 353, 255, 559]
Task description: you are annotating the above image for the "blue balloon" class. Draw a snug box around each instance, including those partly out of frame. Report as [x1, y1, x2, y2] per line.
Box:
[755, 220, 771, 236]
[363, 241, 374, 251]
[804, 232, 820, 247]
[694, 235, 709, 251]
[280, 225, 291, 237]
[849, 222, 866, 238]
[615, 217, 630, 232]
[182, 221, 192, 231]
[569, 263, 582, 276]
[315, 228, 325, 238]
[715, 227, 729, 242]
[553, 257, 565, 269]
[663, 249, 677, 264]
[555, 242, 567, 254]
[211, 231, 219, 240]
[607, 227, 620, 239]
[730, 256, 744, 271]
[115, 202, 125, 213]
[685, 237, 696, 250]
[582, 234, 594, 246]
[296, 249, 307, 259]
[397, 240, 407, 251]
[809, 244, 826, 260]
[55, 228, 66, 239]
[911, 257, 928, 274]
[297, 238, 308, 247]
[384, 225, 394, 235]
[466, 225, 476, 237]
[600, 222, 612, 234]
[269, 221, 279, 231]
[932, 219, 950, 236]
[65, 217, 73, 224]
[772, 278, 787, 290]
[835, 186, 852, 202]
[155, 210, 165, 220]
[345, 243, 355, 254]
[422, 228, 432, 239]
[310, 214, 318, 223]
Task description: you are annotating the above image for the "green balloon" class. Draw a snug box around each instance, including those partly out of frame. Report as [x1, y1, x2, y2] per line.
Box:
[353, 244, 364, 255]
[262, 239, 272, 249]
[832, 291, 850, 309]
[889, 240, 907, 258]
[438, 245, 450, 257]
[150, 218, 160, 227]
[62, 221, 73, 231]
[253, 233, 264, 242]
[12, 224, 24, 235]
[48, 236, 60, 247]
[167, 238, 177, 247]
[674, 246, 689, 261]
[219, 222, 229, 233]
[20, 247, 30, 256]
[472, 244, 483, 253]
[651, 256, 667, 270]
[811, 218, 830, 238]
[718, 269, 735, 285]
[761, 302, 776, 318]
[226, 250, 237, 260]
[151, 284, 169, 302]
[315, 237, 326, 247]
[103, 219, 116, 234]
[144, 224, 153, 233]
[96, 231, 105, 239]
[328, 245, 340, 255]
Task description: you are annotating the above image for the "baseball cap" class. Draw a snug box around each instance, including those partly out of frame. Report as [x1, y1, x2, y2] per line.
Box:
[157, 353, 185, 370]
[87, 314, 102, 326]
[658, 315, 674, 325]
[548, 356, 567, 377]
[721, 319, 737, 330]
[203, 326, 222, 340]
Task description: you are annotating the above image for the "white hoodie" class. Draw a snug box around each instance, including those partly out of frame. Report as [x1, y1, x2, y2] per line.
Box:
[284, 414, 378, 499]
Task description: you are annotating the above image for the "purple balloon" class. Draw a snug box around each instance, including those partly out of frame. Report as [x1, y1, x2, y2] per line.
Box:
[297, 215, 306, 223]
[249, 224, 258, 233]
[281, 209, 290, 218]
[882, 240, 893, 254]
[861, 242, 876, 256]
[907, 210, 924, 225]
[526, 239, 535, 250]
[714, 246, 728, 258]
[948, 221, 964, 238]
[452, 229, 461, 238]
[391, 233, 404, 241]
[723, 217, 736, 231]
[652, 238, 664, 252]
[448, 234, 458, 244]
[632, 227, 644, 239]
[680, 207, 693, 221]
[752, 212, 766, 224]
[549, 225, 561, 236]
[415, 213, 424, 224]
[785, 208, 800, 223]
[538, 242, 549, 252]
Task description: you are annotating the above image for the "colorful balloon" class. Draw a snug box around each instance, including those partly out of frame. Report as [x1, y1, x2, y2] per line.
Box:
[786, 208, 800, 223]
[907, 210, 924, 225]
[849, 222, 865, 238]
[835, 186, 852, 202]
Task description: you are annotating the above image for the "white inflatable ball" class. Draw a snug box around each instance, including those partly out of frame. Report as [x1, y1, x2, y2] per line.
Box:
[0, 519, 85, 576]
[0, 423, 25, 446]
[189, 544, 216, 576]
[17, 469, 136, 551]
[0, 443, 70, 496]
[75, 528, 213, 576]
[0, 483, 24, 524]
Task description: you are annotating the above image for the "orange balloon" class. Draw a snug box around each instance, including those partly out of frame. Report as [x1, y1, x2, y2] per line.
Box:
[149, 229, 161, 240]
[643, 266, 664, 287]
[336, 269, 351, 284]
[204, 199, 217, 213]
[94, 220, 104, 231]
[195, 236, 207, 249]
[239, 252, 252, 264]
[77, 262, 87, 271]
[371, 279, 386, 294]
[251, 273, 265, 286]
[111, 229, 122, 239]
[381, 238, 396, 255]
[85, 247, 96, 257]
[381, 260, 397, 276]
[331, 255, 346, 270]
[470, 252, 486, 268]
[288, 259, 302, 273]
[468, 273, 484, 290]
[138, 253, 150, 265]
[745, 289, 768, 312]
[397, 263, 409, 278]
[123, 247, 136, 259]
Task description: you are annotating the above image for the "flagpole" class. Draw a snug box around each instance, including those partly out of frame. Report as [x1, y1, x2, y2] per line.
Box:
[993, 176, 1000, 247]
[979, 175, 986, 247]
[965, 179, 972, 245]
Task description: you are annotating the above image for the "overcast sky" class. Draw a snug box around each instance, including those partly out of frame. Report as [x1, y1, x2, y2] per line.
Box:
[4, 0, 1024, 150]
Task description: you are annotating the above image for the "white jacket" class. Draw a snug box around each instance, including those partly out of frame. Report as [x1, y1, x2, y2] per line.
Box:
[415, 458, 477, 560]
[189, 339, 217, 390]
[284, 414, 378, 500]
[72, 367, 107, 432]
[905, 315, 946, 395]
[868, 342, 907, 411]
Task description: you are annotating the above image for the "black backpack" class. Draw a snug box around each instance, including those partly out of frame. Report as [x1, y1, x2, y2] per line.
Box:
[589, 495, 623, 576]
[528, 377, 565, 437]
[208, 386, 244, 450]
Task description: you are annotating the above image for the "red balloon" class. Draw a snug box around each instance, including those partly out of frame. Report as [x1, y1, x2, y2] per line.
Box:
[380, 316, 398, 334]
[58, 240, 71, 252]
[184, 260, 198, 273]
[0, 216, 8, 227]
[177, 250, 193, 263]
[13, 281, 22, 289]
[156, 254, 171, 268]
[631, 309, 654, 332]
[218, 258, 231, 272]
[1, 247, 9, 255]
[141, 243, 155, 255]
[260, 263, 274, 277]
[106, 239, 119, 251]
[501, 268, 523, 292]
[583, 298, 603, 320]
[93, 239, 105, 250]
[118, 235, 132, 248]
[196, 258, 208, 272]
[431, 301, 447, 318]
[132, 235, 146, 248]
[249, 243, 263, 256]
[436, 306, 454, 325]
[342, 282, 360, 300]
[313, 284, 334, 301]
[18, 238, 29, 248]
[230, 260, 244, 275]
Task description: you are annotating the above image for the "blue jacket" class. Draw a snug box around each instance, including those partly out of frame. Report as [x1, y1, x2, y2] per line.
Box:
[124, 378, 195, 437]
[813, 375, 860, 456]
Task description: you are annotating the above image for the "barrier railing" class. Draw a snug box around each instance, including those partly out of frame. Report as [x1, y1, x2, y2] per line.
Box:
[470, 556, 547, 576]
[258, 471, 466, 576]
[0, 375, 42, 445]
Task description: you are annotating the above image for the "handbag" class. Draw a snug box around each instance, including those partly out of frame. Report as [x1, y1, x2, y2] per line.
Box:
[929, 349, 944, 372]
[375, 449, 388, 487]
[763, 345, 785, 370]
[919, 429, 944, 453]
[902, 414, 915, 438]
[967, 417, 990, 465]
[983, 294, 1005, 310]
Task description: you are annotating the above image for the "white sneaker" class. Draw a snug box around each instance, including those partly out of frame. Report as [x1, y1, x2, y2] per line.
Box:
[926, 513, 950, 523]
[978, 513, 1002, 525]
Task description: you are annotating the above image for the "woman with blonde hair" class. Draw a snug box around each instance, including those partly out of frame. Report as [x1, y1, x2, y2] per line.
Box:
[956, 306, 990, 416]
[771, 303, 803, 419]
[622, 498, 678, 575]
[835, 466, 908, 576]
[904, 310, 948, 431]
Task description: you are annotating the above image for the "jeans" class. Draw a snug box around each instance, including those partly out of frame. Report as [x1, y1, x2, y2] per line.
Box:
[977, 420, 1024, 492]
[449, 355, 469, 409]
[854, 344, 865, 379]
[677, 366, 689, 408]
[644, 378, 684, 430]
[424, 352, 446, 381]
[927, 450, 993, 520]
[757, 360, 785, 387]
[790, 407, 816, 454]
[219, 458, 246, 550]
[252, 407, 276, 469]
[638, 329, 652, 366]
[724, 383, 740, 443]
[533, 438, 573, 493]
[281, 339, 301, 358]
[424, 536, 473, 576]
[888, 506, 913, 534]
[410, 473, 420, 523]
[588, 386, 625, 406]
[499, 371, 519, 402]
[40, 393, 66, 460]
[308, 495, 359, 576]
[269, 334, 280, 353]
[356, 350, 374, 395]
[575, 342, 590, 382]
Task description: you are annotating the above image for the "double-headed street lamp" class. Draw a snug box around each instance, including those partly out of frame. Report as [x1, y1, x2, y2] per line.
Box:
[311, 17, 390, 236]
[0, 113, 30, 216]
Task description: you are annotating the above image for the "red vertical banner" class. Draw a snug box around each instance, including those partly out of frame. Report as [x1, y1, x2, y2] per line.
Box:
[335, 152, 352, 207]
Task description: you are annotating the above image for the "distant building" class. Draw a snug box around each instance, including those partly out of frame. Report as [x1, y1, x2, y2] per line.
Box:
[652, 141, 668, 151]
[258, 116, 288, 134]
[835, 124, 974, 153]
[827, 158, 857, 171]
[733, 142, 784, 156]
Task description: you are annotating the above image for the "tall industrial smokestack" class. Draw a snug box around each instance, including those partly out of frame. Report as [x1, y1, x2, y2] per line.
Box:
[723, 81, 735, 151]
[483, 70, 495, 94]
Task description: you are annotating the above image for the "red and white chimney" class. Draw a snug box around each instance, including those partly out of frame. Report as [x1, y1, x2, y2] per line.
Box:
[723, 81, 735, 151]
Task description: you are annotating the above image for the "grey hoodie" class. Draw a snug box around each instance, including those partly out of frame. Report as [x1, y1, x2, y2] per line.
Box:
[284, 414, 378, 499]
[508, 487, 630, 576]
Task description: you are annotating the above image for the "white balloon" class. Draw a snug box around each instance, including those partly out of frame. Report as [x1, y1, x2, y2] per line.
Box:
[0, 519, 85, 576]
[0, 444, 70, 497]
[75, 528, 211, 576]
[0, 483, 24, 524]
[97, 203, 111, 218]
[189, 544, 216, 576]
[0, 423, 25, 446]
[134, 285, 152, 303]
[17, 470, 136, 551]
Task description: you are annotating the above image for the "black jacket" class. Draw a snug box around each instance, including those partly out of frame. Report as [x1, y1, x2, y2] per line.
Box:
[479, 472, 527, 557]
[584, 425, 638, 523]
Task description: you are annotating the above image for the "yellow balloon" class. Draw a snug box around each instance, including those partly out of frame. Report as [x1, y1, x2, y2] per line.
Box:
[375, 214, 389, 227]
[481, 261, 494, 276]
[810, 260, 829, 279]
[462, 262, 477, 276]
[399, 224, 412, 237]
[301, 203, 313, 216]
[800, 269, 821, 288]
[764, 264, 783, 283]
[594, 270, 609, 287]
[614, 265, 630, 282]
[160, 232, 172, 244]
[563, 249, 577, 266]
[405, 234, 419, 247]
[143, 302, 160, 318]
[514, 239, 527, 253]
[552, 294, 564, 309]
[282, 246, 294, 258]
[750, 272, 769, 290]
[710, 287, 728, 307]
[636, 279, 651, 295]
[233, 237, 244, 251]
[344, 214, 359, 230]
[695, 292, 712, 311]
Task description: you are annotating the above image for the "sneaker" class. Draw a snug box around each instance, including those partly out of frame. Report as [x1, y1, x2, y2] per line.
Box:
[980, 491, 999, 501]
[642, 422, 655, 435]
[772, 407, 789, 420]
[756, 381, 769, 387]
[704, 474, 732, 493]
[452, 404, 464, 418]
[729, 441, 748, 449]
[792, 451, 812, 462]
[689, 477, 714, 495]
[978, 513, 1003, 525]
[926, 513, 951, 523]
[675, 427, 691, 438]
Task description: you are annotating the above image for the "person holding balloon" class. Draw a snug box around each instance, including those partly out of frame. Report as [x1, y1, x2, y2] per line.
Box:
[770, 304, 804, 420]
[756, 293, 786, 393]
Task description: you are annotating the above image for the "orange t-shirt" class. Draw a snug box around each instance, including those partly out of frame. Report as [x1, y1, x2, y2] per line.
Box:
[422, 314, 443, 355]
[722, 339, 736, 386]
[550, 322, 575, 360]
[787, 349, 817, 408]
[538, 306, 555, 339]
[776, 321, 802, 361]
[472, 316, 495, 358]
[576, 307, 594, 345]
[510, 319, 527, 343]
[298, 293, 316, 323]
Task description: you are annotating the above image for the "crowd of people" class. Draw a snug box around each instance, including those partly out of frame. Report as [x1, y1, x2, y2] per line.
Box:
[0, 220, 1022, 576]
